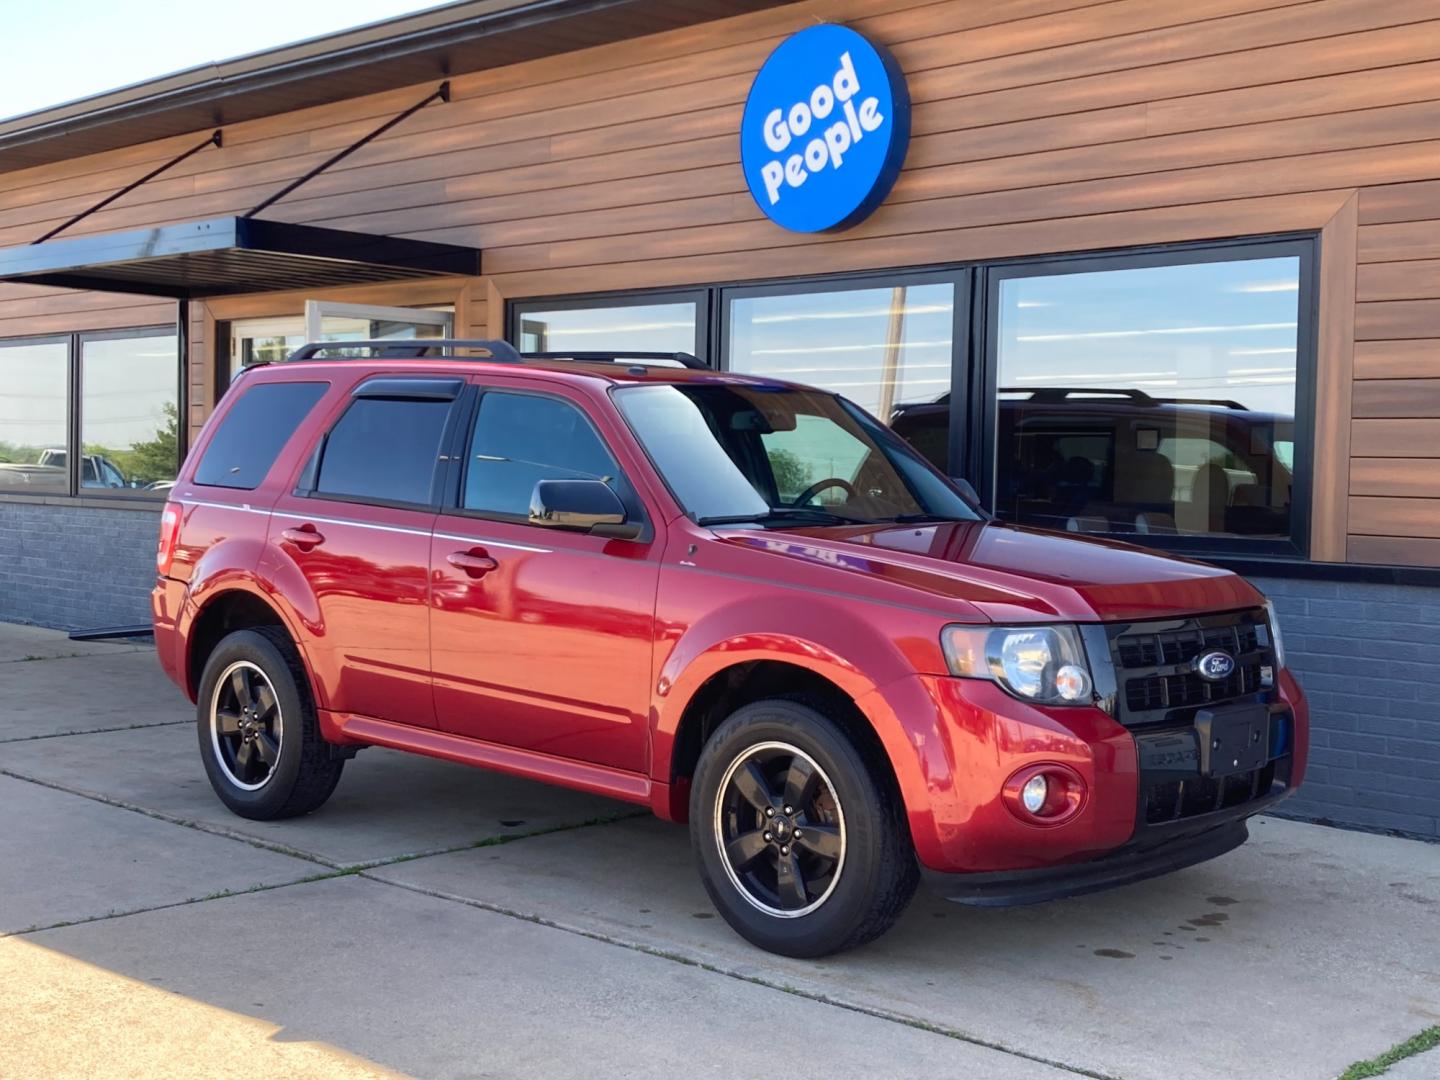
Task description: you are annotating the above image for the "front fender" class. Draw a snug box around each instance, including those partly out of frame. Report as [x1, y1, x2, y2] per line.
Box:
[650, 593, 954, 842]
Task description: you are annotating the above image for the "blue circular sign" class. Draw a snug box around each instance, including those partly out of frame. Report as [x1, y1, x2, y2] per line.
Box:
[741, 25, 910, 233]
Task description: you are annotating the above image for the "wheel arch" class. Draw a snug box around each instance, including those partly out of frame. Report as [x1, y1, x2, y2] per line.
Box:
[184, 584, 306, 702]
[664, 658, 909, 822]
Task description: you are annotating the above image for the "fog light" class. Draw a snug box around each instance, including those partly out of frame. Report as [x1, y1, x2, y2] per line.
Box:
[1021, 774, 1048, 814]
[1003, 764, 1088, 826]
[1054, 664, 1092, 702]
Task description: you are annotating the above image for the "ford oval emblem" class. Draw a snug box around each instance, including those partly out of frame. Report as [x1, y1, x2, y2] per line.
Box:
[1195, 650, 1237, 682]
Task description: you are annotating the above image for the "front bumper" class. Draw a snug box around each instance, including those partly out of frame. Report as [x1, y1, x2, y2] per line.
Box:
[857, 668, 1307, 881]
[923, 795, 1275, 907]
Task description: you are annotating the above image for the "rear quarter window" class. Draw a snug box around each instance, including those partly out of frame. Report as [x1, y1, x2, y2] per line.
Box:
[194, 381, 328, 490]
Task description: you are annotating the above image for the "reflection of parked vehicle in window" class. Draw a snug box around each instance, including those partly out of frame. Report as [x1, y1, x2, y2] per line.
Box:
[36, 448, 131, 489]
[891, 388, 1294, 538]
[154, 341, 1306, 957]
[0, 462, 66, 487]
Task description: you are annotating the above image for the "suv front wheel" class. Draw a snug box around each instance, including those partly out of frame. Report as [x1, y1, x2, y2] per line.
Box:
[196, 627, 344, 820]
[690, 699, 919, 957]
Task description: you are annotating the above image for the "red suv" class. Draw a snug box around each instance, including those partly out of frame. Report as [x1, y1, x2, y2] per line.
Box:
[153, 340, 1307, 957]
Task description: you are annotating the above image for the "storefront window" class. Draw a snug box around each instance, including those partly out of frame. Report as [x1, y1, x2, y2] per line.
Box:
[727, 281, 954, 470]
[515, 298, 701, 356]
[992, 255, 1301, 541]
[79, 332, 180, 495]
[0, 339, 69, 494]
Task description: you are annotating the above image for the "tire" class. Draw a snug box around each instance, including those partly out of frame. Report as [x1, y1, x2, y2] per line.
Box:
[195, 627, 343, 821]
[690, 698, 919, 958]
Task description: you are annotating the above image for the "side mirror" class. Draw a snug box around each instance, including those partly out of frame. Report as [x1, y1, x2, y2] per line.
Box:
[529, 479, 639, 539]
[949, 476, 982, 505]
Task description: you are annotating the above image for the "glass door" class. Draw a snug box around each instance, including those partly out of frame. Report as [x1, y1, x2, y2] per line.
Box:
[303, 300, 452, 345]
[228, 303, 455, 384]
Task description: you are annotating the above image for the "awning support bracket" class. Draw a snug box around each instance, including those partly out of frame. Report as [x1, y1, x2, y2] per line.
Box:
[31, 130, 223, 245]
[243, 81, 450, 219]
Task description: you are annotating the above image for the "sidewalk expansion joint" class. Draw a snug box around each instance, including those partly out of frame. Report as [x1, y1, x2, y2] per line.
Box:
[5, 871, 343, 939]
[0, 768, 339, 867]
[1, 766, 645, 873]
[0, 768, 647, 937]
[0, 719, 189, 745]
[359, 873, 1117, 1080]
[1, 647, 148, 665]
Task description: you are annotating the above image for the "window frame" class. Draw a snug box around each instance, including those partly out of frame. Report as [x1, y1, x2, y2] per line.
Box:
[0, 324, 185, 503]
[506, 231, 1320, 560]
[447, 384, 650, 538]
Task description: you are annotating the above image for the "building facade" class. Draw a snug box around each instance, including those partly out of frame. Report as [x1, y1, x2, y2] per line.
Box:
[1, 0, 1438, 837]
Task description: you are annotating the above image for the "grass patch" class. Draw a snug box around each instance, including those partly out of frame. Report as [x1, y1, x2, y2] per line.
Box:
[1339, 1025, 1440, 1080]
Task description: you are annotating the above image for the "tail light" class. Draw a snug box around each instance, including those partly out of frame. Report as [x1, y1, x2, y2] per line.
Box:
[156, 502, 183, 577]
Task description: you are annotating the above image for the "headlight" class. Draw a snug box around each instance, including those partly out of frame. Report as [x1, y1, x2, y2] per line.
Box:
[941, 623, 1094, 705]
[1263, 599, 1286, 667]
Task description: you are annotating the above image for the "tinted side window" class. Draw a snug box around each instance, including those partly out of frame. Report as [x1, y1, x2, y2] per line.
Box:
[464, 393, 619, 516]
[194, 381, 327, 489]
[315, 397, 452, 506]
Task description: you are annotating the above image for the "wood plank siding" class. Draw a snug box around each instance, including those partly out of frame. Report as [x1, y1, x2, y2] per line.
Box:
[4, 0, 1440, 562]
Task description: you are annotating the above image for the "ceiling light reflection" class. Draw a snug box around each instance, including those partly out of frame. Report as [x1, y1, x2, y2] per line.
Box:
[1017, 322, 1296, 342]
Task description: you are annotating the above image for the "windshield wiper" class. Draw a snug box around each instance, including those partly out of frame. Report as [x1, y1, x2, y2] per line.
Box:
[696, 507, 874, 527]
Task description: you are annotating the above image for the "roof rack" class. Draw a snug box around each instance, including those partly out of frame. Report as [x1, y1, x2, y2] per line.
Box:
[999, 386, 1253, 411]
[523, 350, 708, 371]
[285, 339, 522, 362]
[1152, 396, 1250, 411]
[1000, 386, 1158, 404]
[282, 340, 708, 371]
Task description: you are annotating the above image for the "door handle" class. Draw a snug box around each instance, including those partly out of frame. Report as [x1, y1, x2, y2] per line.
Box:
[281, 525, 325, 550]
[447, 549, 498, 578]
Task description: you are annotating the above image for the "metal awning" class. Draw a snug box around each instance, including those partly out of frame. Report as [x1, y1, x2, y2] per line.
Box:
[0, 216, 481, 298]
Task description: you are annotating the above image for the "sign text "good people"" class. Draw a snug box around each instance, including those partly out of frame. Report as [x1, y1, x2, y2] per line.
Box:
[758, 52, 885, 206]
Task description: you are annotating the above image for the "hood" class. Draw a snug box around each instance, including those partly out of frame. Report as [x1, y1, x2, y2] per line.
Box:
[713, 520, 1261, 623]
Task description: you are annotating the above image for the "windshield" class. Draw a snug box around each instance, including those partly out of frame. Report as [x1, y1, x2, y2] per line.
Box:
[614, 382, 980, 526]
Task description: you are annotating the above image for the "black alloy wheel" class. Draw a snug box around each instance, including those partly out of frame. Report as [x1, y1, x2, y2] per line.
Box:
[714, 741, 846, 917]
[691, 698, 919, 957]
[196, 626, 344, 820]
[210, 660, 283, 790]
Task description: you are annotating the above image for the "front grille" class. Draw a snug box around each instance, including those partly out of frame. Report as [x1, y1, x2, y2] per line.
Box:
[1144, 763, 1278, 824]
[1107, 608, 1275, 727]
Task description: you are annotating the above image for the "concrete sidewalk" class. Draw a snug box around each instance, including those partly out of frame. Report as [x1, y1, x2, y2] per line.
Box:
[2, 624, 1438, 1079]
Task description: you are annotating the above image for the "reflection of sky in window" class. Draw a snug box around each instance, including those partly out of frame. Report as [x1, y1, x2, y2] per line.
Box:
[998, 257, 1299, 416]
[0, 342, 68, 450]
[729, 283, 953, 418]
[82, 336, 178, 449]
[520, 303, 697, 353]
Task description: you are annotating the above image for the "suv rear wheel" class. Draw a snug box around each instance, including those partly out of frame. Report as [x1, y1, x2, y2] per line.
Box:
[196, 627, 343, 820]
[690, 698, 919, 957]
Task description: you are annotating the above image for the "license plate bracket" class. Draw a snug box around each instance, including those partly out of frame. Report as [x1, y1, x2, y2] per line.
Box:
[1195, 705, 1271, 777]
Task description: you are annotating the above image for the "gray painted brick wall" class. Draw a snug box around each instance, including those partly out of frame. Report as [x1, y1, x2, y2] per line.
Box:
[0, 503, 1435, 839]
[1251, 576, 1440, 840]
[0, 502, 159, 631]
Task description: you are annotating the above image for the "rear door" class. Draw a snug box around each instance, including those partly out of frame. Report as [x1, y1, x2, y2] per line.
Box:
[268, 375, 465, 728]
[428, 380, 662, 772]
